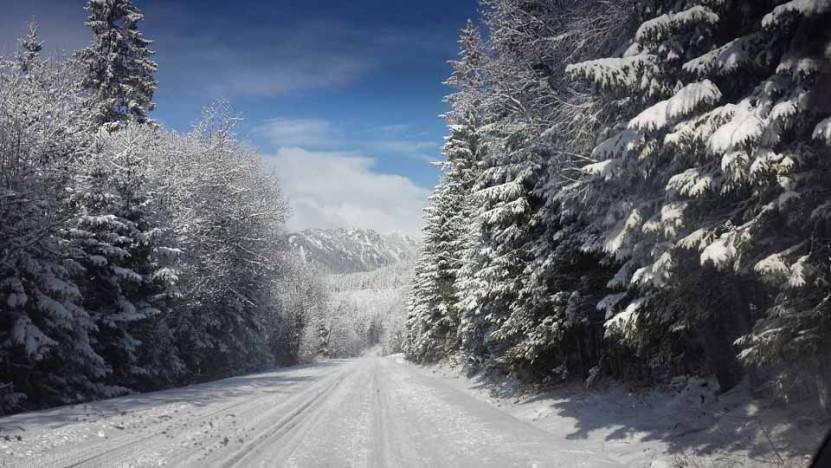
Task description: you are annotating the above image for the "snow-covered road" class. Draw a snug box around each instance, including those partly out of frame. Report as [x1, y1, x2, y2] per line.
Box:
[0, 353, 620, 467]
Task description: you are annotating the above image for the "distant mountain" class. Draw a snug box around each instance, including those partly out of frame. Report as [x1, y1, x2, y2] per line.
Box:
[288, 228, 419, 274]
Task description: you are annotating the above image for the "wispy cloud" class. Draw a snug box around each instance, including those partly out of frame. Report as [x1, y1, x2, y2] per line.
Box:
[262, 148, 428, 235]
[253, 118, 334, 149]
[251, 117, 441, 163]
[369, 140, 438, 154]
[153, 18, 374, 98]
[0, 2, 376, 99]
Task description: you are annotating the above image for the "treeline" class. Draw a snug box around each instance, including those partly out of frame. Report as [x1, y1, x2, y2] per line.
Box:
[289, 261, 411, 361]
[405, 0, 831, 407]
[0, 1, 322, 414]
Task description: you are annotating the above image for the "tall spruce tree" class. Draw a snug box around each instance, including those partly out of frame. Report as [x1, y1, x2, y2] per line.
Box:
[456, 0, 575, 370]
[406, 199, 450, 362]
[69, 125, 179, 390]
[76, 0, 158, 127]
[0, 56, 109, 412]
[16, 20, 43, 74]
[467, 0, 622, 381]
[405, 21, 486, 363]
[566, 0, 831, 394]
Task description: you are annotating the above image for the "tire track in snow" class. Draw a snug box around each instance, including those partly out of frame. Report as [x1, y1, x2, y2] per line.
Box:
[217, 369, 350, 467]
[8, 363, 349, 468]
[0, 355, 625, 467]
[41, 396, 258, 468]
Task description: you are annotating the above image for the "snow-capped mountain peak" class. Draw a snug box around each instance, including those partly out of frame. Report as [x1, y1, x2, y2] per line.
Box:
[288, 227, 418, 274]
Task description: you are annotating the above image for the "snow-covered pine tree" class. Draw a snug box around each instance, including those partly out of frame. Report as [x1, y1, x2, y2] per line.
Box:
[457, 0, 626, 381]
[406, 164, 475, 363]
[109, 126, 183, 388]
[75, 0, 158, 127]
[455, 0, 608, 374]
[0, 57, 108, 412]
[405, 21, 486, 364]
[566, 0, 831, 393]
[442, 21, 488, 365]
[16, 19, 43, 74]
[719, 1, 831, 405]
[69, 125, 180, 391]
[406, 136, 482, 365]
[405, 202, 448, 362]
[454, 4, 543, 369]
[563, 0, 744, 388]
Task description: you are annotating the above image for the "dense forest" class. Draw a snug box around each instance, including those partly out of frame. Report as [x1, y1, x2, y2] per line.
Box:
[405, 0, 831, 409]
[0, 0, 378, 414]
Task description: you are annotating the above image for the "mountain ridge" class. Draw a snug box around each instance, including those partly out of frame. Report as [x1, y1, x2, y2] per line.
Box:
[288, 227, 419, 274]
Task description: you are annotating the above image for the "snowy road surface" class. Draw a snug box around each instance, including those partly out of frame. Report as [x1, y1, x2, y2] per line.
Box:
[0, 353, 620, 467]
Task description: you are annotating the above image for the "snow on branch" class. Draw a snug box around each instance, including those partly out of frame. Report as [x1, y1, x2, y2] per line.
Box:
[635, 6, 720, 45]
[628, 80, 722, 132]
[762, 0, 831, 29]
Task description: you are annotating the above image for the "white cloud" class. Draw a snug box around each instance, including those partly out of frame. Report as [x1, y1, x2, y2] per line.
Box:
[365, 140, 439, 163]
[262, 147, 428, 235]
[369, 140, 437, 154]
[254, 118, 334, 148]
[252, 117, 441, 165]
[163, 39, 370, 98]
[252, 118, 439, 235]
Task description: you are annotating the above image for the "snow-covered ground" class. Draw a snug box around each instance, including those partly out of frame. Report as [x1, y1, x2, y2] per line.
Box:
[423, 359, 826, 467]
[0, 353, 824, 467]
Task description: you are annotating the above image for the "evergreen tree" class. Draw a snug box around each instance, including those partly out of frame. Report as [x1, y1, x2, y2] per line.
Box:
[0, 58, 108, 412]
[442, 23, 487, 362]
[455, 108, 540, 368]
[16, 19, 43, 74]
[566, 0, 831, 394]
[406, 21, 486, 363]
[70, 125, 180, 390]
[75, 0, 158, 127]
[466, 0, 622, 381]
[405, 201, 449, 362]
[456, 0, 576, 370]
[721, 1, 831, 404]
[0, 7, 301, 410]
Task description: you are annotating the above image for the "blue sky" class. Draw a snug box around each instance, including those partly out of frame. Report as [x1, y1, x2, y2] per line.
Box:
[0, 0, 480, 234]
